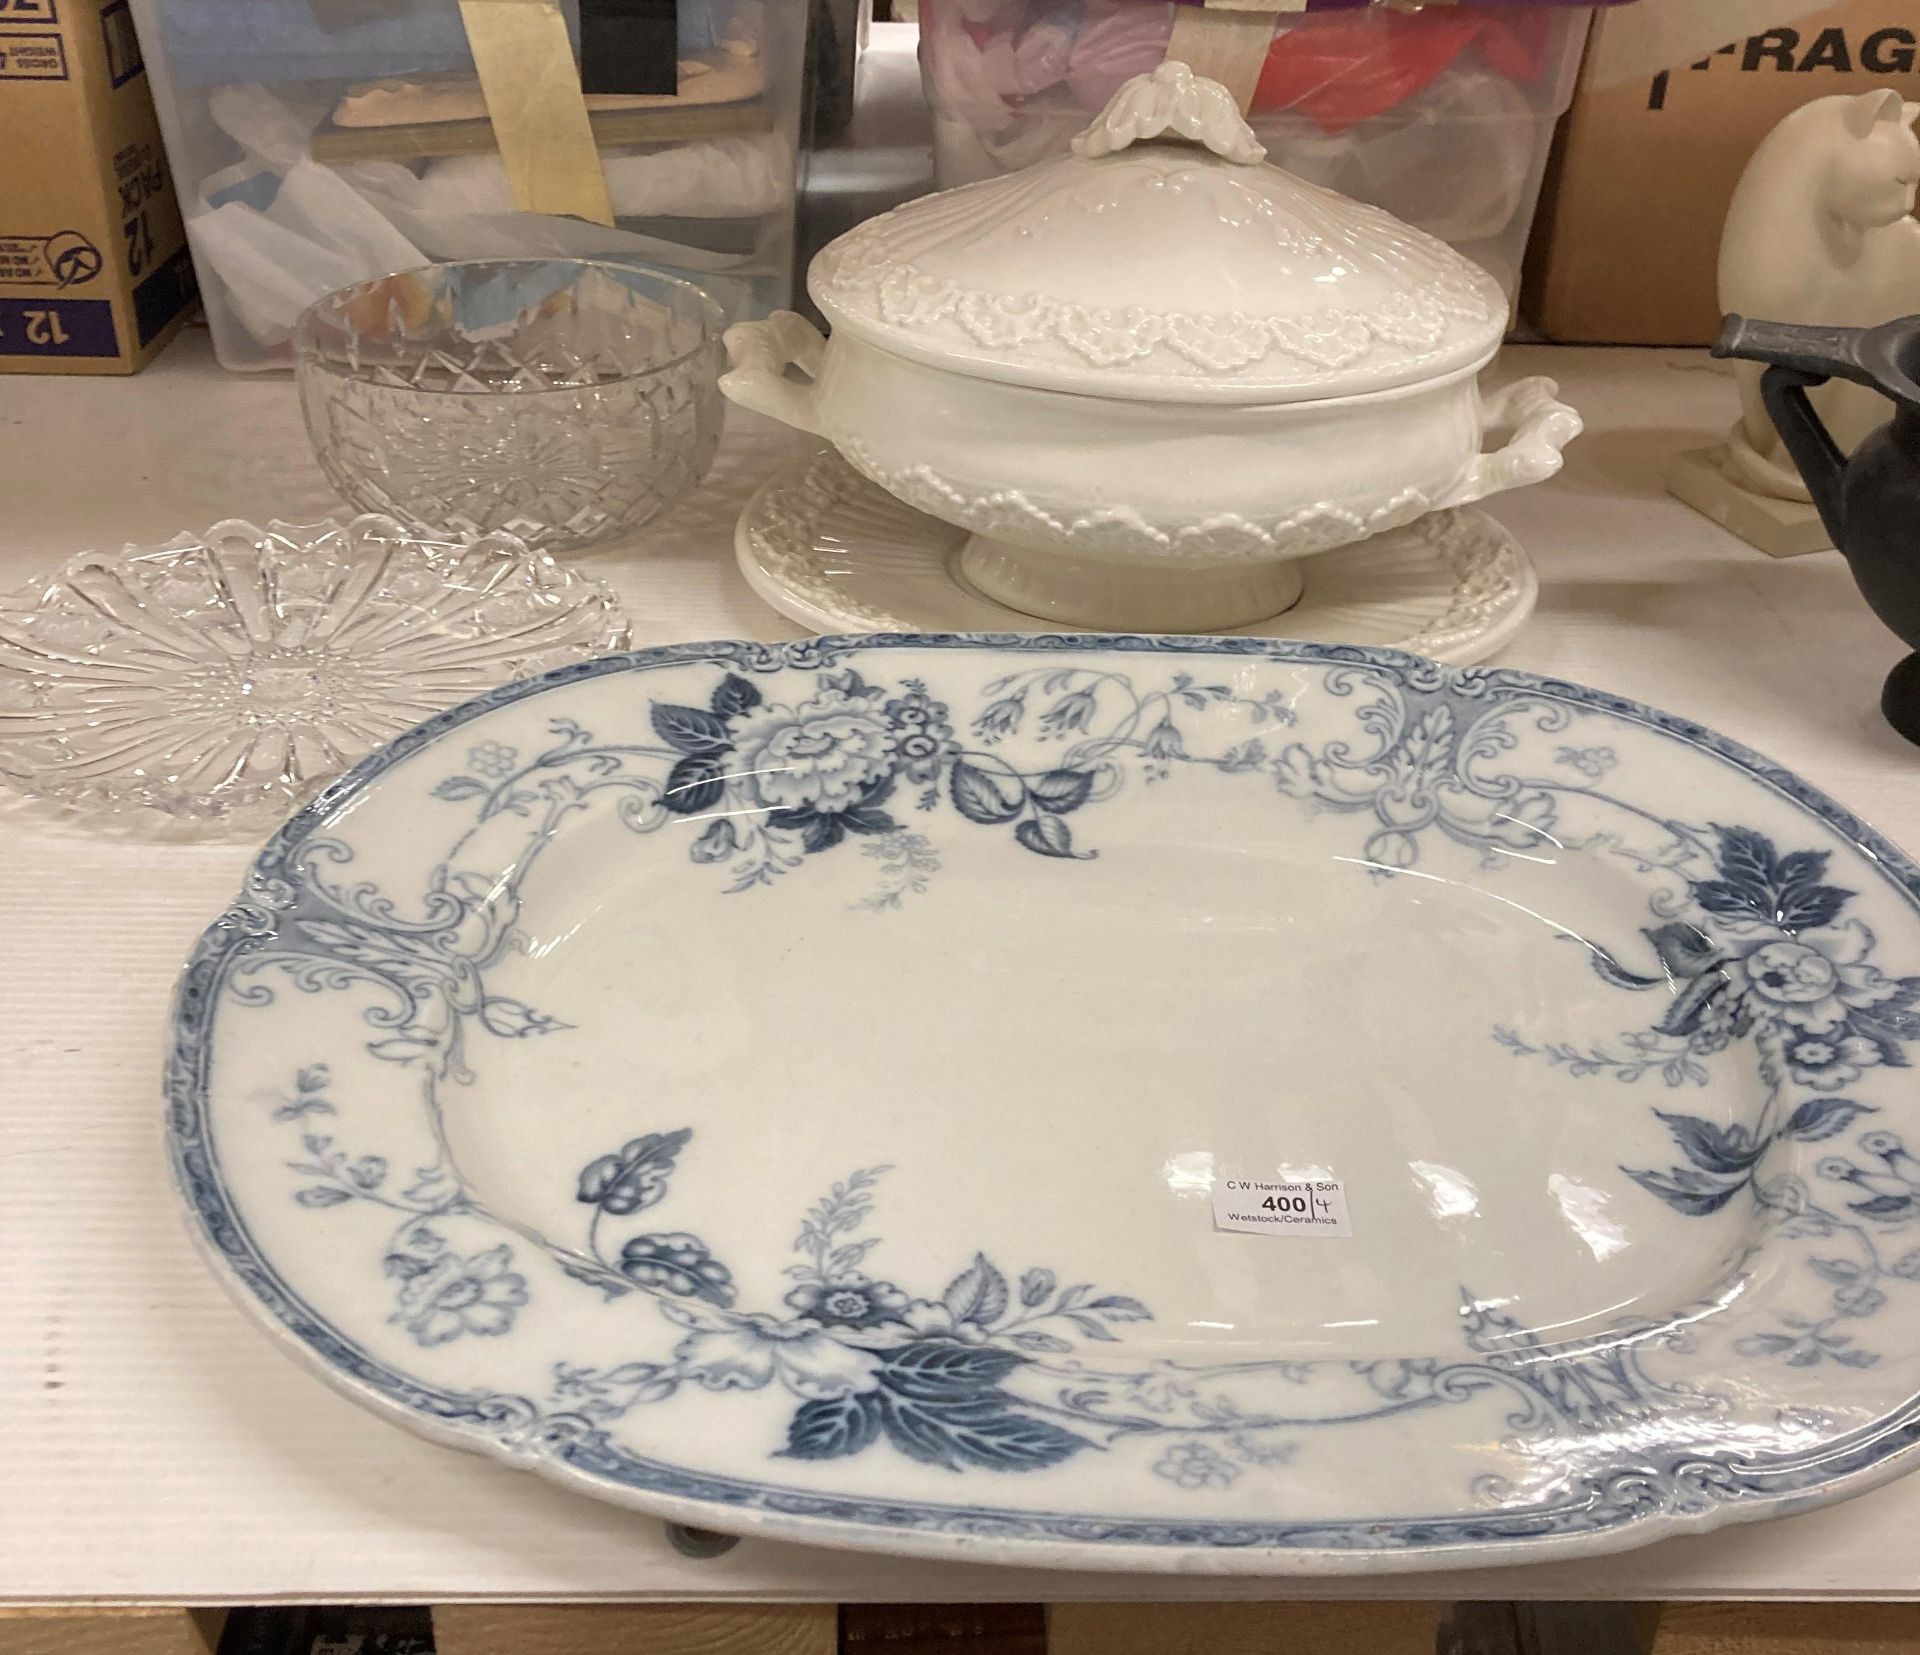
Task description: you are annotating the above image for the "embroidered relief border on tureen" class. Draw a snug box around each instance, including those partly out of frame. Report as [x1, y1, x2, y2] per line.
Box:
[812, 244, 1499, 380]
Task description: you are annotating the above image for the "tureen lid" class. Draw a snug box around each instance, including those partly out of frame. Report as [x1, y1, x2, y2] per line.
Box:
[808, 64, 1508, 404]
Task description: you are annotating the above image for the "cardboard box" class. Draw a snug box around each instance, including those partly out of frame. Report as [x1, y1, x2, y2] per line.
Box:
[0, 0, 194, 373]
[1525, 0, 1920, 345]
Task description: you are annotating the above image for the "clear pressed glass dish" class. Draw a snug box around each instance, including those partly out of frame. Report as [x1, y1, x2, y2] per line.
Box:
[0, 515, 630, 830]
[295, 259, 725, 555]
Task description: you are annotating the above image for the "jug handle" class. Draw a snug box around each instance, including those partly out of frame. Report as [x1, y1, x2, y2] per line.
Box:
[1712, 316, 1873, 547]
[1759, 372, 1851, 549]
[721, 312, 828, 437]
[1430, 378, 1583, 512]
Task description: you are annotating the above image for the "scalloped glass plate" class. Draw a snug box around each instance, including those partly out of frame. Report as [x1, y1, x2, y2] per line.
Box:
[169, 636, 1920, 1574]
[0, 515, 628, 831]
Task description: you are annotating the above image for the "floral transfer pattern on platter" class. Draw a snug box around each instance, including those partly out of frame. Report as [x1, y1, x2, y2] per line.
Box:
[168, 636, 1920, 1573]
[264, 1068, 1696, 1484]
[1495, 823, 1920, 1371]
[423, 661, 1297, 902]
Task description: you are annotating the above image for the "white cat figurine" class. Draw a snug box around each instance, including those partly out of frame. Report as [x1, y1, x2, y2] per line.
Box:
[1719, 89, 1920, 499]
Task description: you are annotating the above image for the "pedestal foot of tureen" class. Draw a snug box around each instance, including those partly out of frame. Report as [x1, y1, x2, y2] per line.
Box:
[735, 448, 1538, 664]
[955, 537, 1306, 633]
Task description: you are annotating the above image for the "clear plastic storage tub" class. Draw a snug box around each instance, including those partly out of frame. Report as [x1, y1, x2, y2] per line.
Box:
[127, 0, 808, 369]
[919, 0, 1610, 304]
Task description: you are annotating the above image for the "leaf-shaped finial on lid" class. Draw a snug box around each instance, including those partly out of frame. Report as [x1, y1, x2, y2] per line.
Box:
[1069, 61, 1267, 166]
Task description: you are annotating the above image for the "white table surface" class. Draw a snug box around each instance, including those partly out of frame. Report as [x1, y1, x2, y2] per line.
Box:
[4, 334, 1920, 1604]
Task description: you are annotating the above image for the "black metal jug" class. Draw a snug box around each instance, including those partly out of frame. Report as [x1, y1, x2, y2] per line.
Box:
[1714, 314, 1920, 747]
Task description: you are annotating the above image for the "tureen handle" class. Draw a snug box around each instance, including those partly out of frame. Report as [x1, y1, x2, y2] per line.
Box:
[720, 312, 829, 437]
[1430, 377, 1584, 512]
[1070, 63, 1266, 166]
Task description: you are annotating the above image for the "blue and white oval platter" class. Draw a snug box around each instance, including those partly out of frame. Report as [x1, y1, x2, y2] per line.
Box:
[167, 634, 1920, 1573]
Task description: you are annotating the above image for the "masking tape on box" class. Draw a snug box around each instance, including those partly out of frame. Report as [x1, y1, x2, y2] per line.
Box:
[1167, 6, 1278, 110]
[457, 0, 615, 226]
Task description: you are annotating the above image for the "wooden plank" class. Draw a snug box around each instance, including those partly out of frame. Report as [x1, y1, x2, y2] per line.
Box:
[1049, 1601, 1445, 1655]
[842, 1603, 1045, 1654]
[432, 1603, 836, 1655]
[309, 100, 772, 163]
[0, 1610, 223, 1655]
[1651, 1603, 1920, 1654]
[1439, 1602, 1660, 1655]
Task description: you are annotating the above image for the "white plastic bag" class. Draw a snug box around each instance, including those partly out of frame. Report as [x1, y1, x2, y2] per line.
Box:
[189, 86, 427, 345]
[187, 83, 764, 353]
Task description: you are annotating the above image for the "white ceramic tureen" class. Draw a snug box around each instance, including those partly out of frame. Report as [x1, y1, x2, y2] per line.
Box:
[721, 64, 1582, 633]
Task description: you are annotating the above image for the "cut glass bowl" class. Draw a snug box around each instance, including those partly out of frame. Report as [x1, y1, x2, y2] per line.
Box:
[295, 259, 725, 555]
[0, 515, 630, 830]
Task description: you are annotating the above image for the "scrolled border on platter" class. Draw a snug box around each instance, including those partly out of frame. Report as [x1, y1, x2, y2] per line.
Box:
[165, 633, 1920, 1575]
